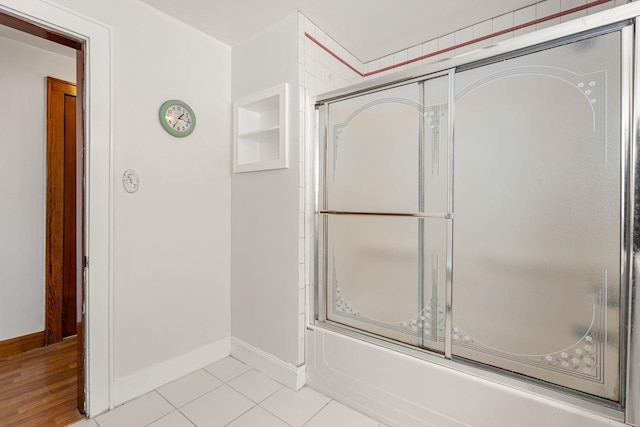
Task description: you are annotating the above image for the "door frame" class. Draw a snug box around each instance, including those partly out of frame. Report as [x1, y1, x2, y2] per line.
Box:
[0, 1, 113, 417]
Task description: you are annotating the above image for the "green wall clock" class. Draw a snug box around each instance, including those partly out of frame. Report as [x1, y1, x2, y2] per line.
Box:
[159, 99, 196, 137]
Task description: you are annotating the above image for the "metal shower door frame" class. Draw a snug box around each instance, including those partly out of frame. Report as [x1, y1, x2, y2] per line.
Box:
[312, 5, 640, 424]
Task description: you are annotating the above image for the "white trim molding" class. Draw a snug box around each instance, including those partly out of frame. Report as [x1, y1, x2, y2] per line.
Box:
[231, 337, 306, 390]
[112, 338, 231, 406]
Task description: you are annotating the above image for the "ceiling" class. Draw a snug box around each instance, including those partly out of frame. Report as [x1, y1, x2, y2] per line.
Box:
[139, 0, 541, 63]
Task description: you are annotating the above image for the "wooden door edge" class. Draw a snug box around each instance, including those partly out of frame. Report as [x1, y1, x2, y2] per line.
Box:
[45, 76, 76, 346]
[75, 45, 87, 415]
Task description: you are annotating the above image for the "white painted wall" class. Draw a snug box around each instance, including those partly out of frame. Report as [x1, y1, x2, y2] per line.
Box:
[231, 14, 301, 368]
[0, 35, 75, 341]
[45, 0, 232, 395]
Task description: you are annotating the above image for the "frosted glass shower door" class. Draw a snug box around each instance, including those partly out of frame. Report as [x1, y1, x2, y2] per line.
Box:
[322, 76, 450, 351]
[452, 31, 622, 400]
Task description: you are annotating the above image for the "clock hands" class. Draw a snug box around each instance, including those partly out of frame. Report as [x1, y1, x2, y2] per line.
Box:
[170, 113, 191, 131]
[172, 113, 192, 129]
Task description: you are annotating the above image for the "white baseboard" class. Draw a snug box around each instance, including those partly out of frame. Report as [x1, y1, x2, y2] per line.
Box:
[112, 337, 231, 407]
[231, 337, 305, 390]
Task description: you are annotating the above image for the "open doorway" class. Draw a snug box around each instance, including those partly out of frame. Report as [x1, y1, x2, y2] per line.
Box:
[0, 10, 86, 423]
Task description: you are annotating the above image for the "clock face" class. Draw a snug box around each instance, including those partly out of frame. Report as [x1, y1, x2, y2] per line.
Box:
[159, 100, 196, 137]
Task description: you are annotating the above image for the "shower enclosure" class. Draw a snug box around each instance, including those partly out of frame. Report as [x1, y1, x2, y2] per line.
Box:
[315, 21, 634, 409]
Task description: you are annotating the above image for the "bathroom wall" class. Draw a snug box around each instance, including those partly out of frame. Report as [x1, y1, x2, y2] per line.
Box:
[31, 0, 232, 405]
[0, 34, 75, 342]
[231, 14, 303, 380]
[0, 0, 630, 419]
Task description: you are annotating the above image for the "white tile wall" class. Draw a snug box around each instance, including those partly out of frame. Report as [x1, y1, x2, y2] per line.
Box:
[536, 0, 562, 29]
[302, 16, 364, 95]
[589, 1, 616, 13]
[364, 59, 379, 75]
[407, 44, 422, 64]
[561, 0, 588, 23]
[493, 13, 515, 43]
[296, 61, 309, 365]
[420, 39, 438, 65]
[454, 26, 474, 54]
[302, 0, 622, 92]
[436, 33, 456, 59]
[513, 5, 538, 37]
[392, 50, 408, 71]
[472, 20, 494, 49]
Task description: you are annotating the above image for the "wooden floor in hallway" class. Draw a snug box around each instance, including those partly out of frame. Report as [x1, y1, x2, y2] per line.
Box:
[0, 336, 83, 426]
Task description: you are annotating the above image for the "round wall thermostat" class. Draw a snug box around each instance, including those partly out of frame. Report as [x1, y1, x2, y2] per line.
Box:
[122, 169, 140, 193]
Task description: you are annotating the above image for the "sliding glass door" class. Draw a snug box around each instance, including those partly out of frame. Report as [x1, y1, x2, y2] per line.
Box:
[453, 30, 622, 401]
[317, 27, 625, 402]
[322, 75, 451, 352]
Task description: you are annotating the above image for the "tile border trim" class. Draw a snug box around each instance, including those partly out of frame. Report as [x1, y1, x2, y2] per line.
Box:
[305, 0, 613, 78]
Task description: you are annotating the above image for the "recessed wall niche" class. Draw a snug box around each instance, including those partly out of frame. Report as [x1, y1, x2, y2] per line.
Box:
[233, 83, 288, 172]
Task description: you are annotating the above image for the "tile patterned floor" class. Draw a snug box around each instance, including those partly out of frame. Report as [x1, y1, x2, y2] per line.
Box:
[70, 357, 386, 427]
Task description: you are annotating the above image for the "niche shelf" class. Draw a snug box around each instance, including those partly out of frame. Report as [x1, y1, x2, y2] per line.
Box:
[233, 83, 288, 173]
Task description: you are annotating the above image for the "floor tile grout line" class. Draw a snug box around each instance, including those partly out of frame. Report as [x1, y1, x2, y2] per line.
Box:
[140, 391, 176, 426]
[94, 391, 170, 427]
[204, 364, 252, 383]
[255, 383, 285, 404]
[201, 366, 227, 382]
[255, 405, 295, 427]
[219, 356, 253, 383]
[156, 370, 226, 410]
[301, 398, 333, 427]
[153, 385, 207, 427]
[155, 388, 180, 410]
[226, 370, 284, 405]
[174, 407, 198, 427]
[228, 383, 284, 405]
[155, 389, 199, 427]
[226, 368, 257, 386]
[142, 406, 196, 427]
[221, 402, 258, 426]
